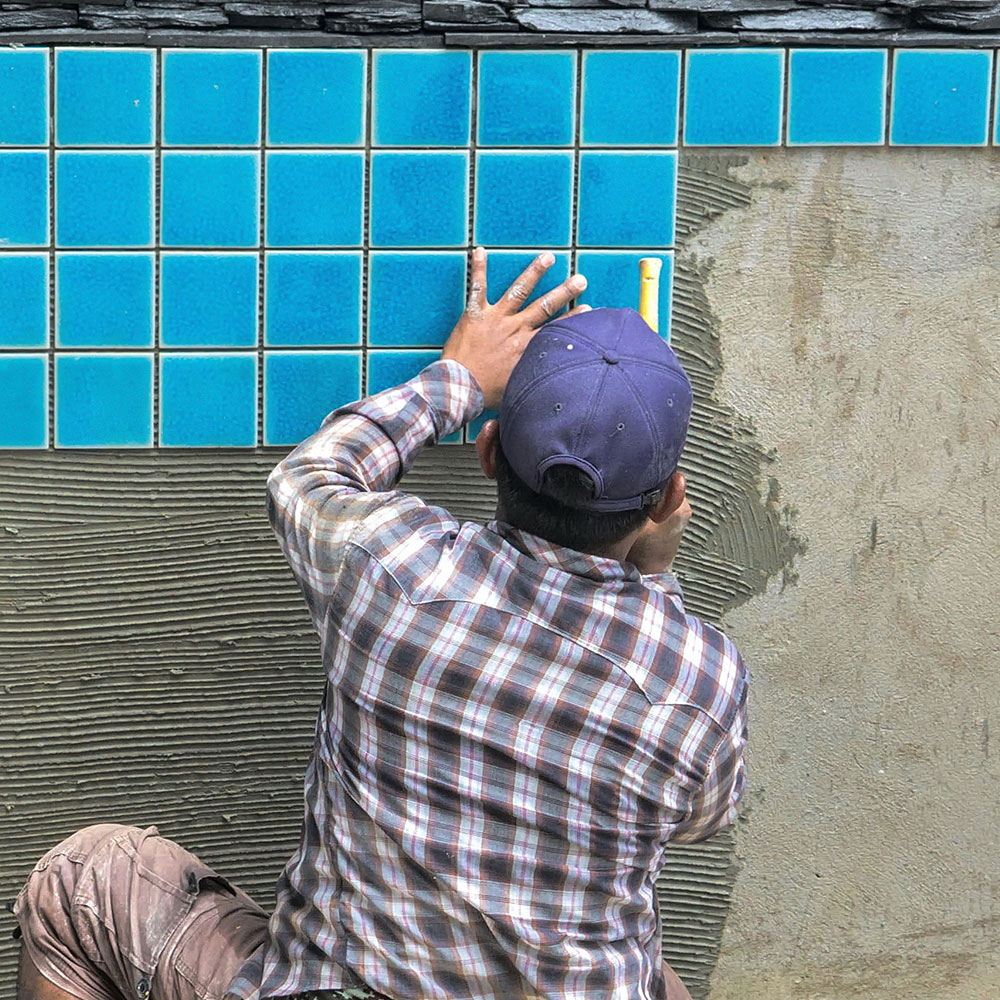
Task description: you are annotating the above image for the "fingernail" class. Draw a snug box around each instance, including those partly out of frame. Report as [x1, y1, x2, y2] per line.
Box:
[578, 304, 592, 312]
[474, 246, 486, 261]
[539, 252, 555, 267]
[570, 274, 586, 291]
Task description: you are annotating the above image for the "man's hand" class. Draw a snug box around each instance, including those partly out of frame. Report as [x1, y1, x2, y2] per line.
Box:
[441, 248, 589, 410]
[625, 474, 692, 576]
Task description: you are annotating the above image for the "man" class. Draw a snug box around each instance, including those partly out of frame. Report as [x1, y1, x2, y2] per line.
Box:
[14, 250, 747, 1000]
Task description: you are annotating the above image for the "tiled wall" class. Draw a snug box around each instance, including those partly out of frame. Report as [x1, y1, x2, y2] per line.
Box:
[0, 46, 997, 449]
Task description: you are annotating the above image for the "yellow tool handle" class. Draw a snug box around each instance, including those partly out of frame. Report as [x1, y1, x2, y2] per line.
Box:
[638, 257, 662, 334]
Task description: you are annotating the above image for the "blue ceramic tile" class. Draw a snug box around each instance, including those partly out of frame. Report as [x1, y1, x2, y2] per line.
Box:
[57, 254, 154, 348]
[56, 153, 154, 247]
[160, 253, 257, 348]
[162, 50, 261, 146]
[367, 349, 460, 442]
[0, 152, 48, 246]
[576, 251, 674, 339]
[684, 49, 784, 146]
[891, 50, 992, 146]
[264, 351, 362, 446]
[0, 255, 48, 347]
[0, 355, 47, 447]
[370, 152, 468, 247]
[160, 353, 257, 447]
[577, 152, 676, 247]
[265, 252, 362, 346]
[266, 153, 364, 247]
[478, 52, 575, 146]
[582, 51, 680, 146]
[368, 252, 466, 347]
[788, 50, 887, 145]
[475, 153, 573, 247]
[161, 153, 259, 247]
[267, 50, 366, 146]
[56, 353, 153, 447]
[56, 49, 155, 146]
[0, 50, 48, 146]
[374, 50, 471, 146]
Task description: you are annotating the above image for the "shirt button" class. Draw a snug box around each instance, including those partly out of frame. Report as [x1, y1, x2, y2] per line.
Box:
[136, 977, 150, 999]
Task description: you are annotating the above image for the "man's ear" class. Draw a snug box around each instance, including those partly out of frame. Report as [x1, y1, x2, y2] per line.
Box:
[647, 471, 686, 524]
[475, 419, 501, 481]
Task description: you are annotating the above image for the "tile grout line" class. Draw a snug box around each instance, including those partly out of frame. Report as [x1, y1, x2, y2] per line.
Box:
[571, 48, 582, 311]
[47, 45, 55, 449]
[153, 47, 162, 448]
[465, 48, 478, 444]
[258, 48, 267, 449]
[362, 48, 373, 398]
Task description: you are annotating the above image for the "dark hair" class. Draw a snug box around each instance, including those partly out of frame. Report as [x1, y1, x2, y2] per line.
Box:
[495, 444, 657, 553]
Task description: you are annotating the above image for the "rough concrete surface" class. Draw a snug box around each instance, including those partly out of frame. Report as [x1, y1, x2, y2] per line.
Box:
[694, 148, 1000, 999]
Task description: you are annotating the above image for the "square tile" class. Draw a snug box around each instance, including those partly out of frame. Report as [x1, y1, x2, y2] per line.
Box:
[160, 353, 257, 447]
[0, 355, 47, 448]
[367, 349, 460, 442]
[56, 152, 154, 247]
[577, 152, 676, 248]
[267, 50, 366, 146]
[891, 50, 992, 146]
[265, 152, 364, 247]
[56, 49, 155, 146]
[373, 50, 471, 146]
[160, 253, 257, 348]
[264, 351, 362, 446]
[370, 152, 468, 247]
[368, 252, 466, 347]
[576, 251, 674, 339]
[161, 153, 259, 247]
[0, 50, 48, 146]
[477, 52, 575, 147]
[162, 50, 261, 146]
[582, 51, 680, 146]
[57, 253, 154, 348]
[0, 152, 48, 246]
[265, 252, 362, 346]
[475, 152, 573, 247]
[0, 255, 48, 347]
[56, 353, 153, 448]
[788, 49, 887, 146]
[684, 49, 784, 146]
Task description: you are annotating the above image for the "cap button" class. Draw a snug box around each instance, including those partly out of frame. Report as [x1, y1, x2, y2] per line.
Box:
[602, 352, 619, 365]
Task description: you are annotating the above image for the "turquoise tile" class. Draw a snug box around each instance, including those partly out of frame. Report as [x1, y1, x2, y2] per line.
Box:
[265, 252, 362, 346]
[0, 50, 48, 146]
[0, 255, 48, 347]
[162, 50, 261, 146]
[56, 49, 155, 146]
[161, 153, 259, 247]
[0, 152, 48, 246]
[474, 152, 573, 247]
[582, 51, 680, 146]
[267, 50, 366, 146]
[368, 252, 466, 347]
[160, 253, 257, 348]
[374, 50, 471, 146]
[56, 353, 153, 448]
[265, 152, 364, 247]
[788, 50, 887, 145]
[576, 251, 674, 339]
[56, 152, 154, 247]
[891, 50, 992, 146]
[56, 254, 154, 348]
[478, 52, 575, 146]
[160, 353, 257, 447]
[0, 355, 47, 448]
[370, 152, 468, 247]
[264, 351, 363, 446]
[577, 152, 676, 247]
[367, 350, 460, 442]
[684, 49, 784, 146]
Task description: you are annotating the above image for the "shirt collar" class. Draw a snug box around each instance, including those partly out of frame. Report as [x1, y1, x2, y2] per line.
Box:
[488, 520, 643, 585]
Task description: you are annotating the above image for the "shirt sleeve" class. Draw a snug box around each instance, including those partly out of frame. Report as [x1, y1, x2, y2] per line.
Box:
[265, 359, 484, 626]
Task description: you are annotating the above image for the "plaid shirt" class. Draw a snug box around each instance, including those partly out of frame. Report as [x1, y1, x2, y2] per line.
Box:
[228, 360, 748, 1000]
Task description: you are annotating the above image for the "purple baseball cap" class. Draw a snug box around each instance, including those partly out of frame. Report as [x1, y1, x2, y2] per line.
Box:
[498, 307, 692, 513]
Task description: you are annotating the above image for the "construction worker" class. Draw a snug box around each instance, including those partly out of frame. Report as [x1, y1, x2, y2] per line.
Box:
[14, 250, 747, 1000]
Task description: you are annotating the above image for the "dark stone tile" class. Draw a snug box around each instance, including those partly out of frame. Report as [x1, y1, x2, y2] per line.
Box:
[512, 7, 699, 31]
[224, 3, 324, 28]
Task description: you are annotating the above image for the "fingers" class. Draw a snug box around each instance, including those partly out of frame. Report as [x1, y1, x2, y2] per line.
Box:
[467, 246, 488, 317]
[501, 252, 555, 313]
[522, 273, 587, 328]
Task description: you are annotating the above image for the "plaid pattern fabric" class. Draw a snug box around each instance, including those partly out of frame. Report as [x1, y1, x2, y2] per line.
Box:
[228, 360, 748, 1000]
